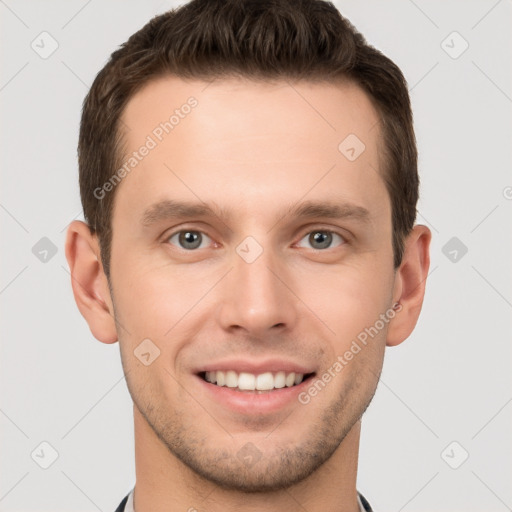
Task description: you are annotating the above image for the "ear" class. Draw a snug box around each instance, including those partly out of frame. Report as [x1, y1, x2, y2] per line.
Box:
[386, 224, 432, 347]
[64, 220, 118, 344]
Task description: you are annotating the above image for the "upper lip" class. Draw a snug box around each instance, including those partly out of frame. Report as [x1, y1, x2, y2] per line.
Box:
[194, 358, 316, 375]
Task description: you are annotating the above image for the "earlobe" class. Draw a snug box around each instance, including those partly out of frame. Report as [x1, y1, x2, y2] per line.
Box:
[386, 224, 432, 347]
[64, 220, 118, 344]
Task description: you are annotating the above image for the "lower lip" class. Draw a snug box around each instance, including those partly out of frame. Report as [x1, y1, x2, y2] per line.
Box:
[195, 374, 315, 414]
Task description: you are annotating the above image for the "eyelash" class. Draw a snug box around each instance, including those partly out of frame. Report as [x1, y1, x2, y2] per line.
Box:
[163, 226, 349, 251]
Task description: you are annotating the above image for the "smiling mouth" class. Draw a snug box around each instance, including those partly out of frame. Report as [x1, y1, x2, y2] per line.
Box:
[198, 370, 316, 393]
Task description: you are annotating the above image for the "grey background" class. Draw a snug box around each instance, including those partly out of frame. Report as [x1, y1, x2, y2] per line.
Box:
[1, 0, 511, 510]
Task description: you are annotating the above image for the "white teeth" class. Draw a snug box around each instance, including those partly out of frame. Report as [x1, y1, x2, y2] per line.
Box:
[225, 370, 238, 388]
[216, 370, 225, 386]
[203, 370, 307, 391]
[256, 372, 274, 391]
[238, 372, 256, 390]
[274, 371, 286, 388]
[285, 372, 295, 387]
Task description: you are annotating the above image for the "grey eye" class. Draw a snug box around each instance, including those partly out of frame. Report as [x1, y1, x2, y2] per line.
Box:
[168, 230, 210, 250]
[296, 230, 345, 250]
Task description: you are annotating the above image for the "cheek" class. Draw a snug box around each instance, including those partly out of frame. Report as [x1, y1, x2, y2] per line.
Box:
[308, 270, 389, 403]
[298, 262, 392, 338]
[112, 253, 215, 340]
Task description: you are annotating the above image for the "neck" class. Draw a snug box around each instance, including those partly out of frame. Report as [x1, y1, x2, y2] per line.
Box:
[132, 405, 361, 512]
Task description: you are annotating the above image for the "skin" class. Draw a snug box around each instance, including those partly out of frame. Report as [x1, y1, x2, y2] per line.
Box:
[65, 76, 431, 512]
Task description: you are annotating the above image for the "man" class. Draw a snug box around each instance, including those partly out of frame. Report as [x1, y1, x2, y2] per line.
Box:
[65, 0, 431, 510]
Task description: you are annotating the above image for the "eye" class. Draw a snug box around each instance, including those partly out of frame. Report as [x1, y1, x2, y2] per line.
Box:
[296, 229, 346, 250]
[166, 230, 212, 250]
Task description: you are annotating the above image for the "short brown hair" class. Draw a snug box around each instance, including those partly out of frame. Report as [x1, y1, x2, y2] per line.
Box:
[78, 0, 418, 280]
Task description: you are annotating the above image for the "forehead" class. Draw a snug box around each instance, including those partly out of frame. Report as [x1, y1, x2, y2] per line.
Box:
[120, 75, 381, 152]
[113, 75, 387, 226]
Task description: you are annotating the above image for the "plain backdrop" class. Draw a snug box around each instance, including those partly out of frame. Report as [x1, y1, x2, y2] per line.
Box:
[1, 1, 511, 511]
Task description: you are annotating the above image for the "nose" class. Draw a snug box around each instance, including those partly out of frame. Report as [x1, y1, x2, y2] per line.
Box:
[217, 243, 298, 337]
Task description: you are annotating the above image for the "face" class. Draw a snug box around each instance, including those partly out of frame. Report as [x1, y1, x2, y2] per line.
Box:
[108, 76, 397, 491]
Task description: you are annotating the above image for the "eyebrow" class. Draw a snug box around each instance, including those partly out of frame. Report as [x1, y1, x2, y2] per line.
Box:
[141, 199, 371, 227]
